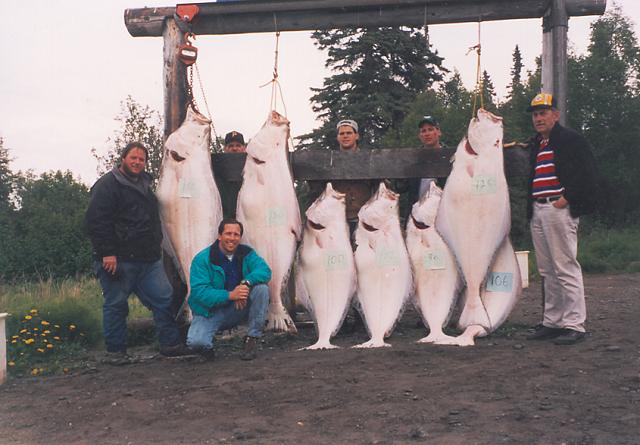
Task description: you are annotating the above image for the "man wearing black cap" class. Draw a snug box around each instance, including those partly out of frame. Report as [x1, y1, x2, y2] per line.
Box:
[524, 93, 598, 345]
[218, 131, 246, 217]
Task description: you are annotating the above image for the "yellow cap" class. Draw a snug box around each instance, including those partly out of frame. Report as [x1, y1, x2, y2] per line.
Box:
[527, 93, 557, 111]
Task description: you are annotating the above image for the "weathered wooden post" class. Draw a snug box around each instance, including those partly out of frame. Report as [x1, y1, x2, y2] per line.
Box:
[0, 313, 8, 385]
[542, 0, 570, 124]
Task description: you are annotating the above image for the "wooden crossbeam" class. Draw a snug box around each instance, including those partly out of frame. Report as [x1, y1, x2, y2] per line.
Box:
[125, 0, 606, 37]
[211, 146, 530, 182]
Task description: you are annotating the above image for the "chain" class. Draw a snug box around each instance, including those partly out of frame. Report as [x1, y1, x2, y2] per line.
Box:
[194, 62, 220, 149]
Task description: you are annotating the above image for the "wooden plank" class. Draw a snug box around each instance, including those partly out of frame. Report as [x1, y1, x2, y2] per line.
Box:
[163, 17, 188, 138]
[211, 146, 530, 181]
[125, 0, 606, 37]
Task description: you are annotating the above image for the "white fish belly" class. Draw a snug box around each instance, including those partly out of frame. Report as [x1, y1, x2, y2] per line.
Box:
[157, 107, 222, 291]
[354, 240, 411, 347]
[406, 225, 461, 343]
[299, 234, 355, 348]
[459, 238, 522, 333]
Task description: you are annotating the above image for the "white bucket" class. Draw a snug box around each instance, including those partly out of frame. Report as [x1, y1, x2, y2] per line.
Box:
[0, 313, 8, 385]
[515, 251, 530, 288]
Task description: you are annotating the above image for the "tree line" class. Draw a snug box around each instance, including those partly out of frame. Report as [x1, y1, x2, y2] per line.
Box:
[0, 7, 637, 282]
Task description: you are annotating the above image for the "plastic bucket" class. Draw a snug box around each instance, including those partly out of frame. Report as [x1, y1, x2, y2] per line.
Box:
[515, 251, 530, 288]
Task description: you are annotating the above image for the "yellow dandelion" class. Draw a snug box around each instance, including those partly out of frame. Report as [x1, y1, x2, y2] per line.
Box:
[30, 309, 38, 314]
[8, 361, 15, 367]
[19, 329, 27, 334]
[11, 335, 18, 339]
[41, 320, 50, 326]
[43, 339, 49, 343]
[63, 368, 69, 373]
[33, 327, 39, 331]
[24, 315, 32, 320]
[53, 336, 61, 341]
[24, 338, 35, 344]
[69, 324, 77, 331]
[37, 348, 45, 353]
[46, 344, 54, 349]
[54, 324, 60, 328]
[11, 340, 17, 344]
[31, 368, 39, 376]
[39, 367, 44, 373]
[43, 330, 51, 334]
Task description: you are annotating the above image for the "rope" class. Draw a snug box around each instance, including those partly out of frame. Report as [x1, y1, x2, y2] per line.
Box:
[468, 21, 484, 117]
[423, 5, 430, 48]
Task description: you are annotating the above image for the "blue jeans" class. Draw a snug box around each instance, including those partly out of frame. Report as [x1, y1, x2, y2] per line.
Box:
[187, 284, 269, 350]
[95, 259, 180, 353]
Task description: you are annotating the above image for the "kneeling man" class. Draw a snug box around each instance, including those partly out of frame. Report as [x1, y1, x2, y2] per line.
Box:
[187, 218, 271, 360]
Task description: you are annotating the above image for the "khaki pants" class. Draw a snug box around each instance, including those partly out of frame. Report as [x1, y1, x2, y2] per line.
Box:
[530, 202, 586, 332]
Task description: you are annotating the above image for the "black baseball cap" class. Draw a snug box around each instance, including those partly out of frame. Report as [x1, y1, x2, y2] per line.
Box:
[418, 115, 439, 128]
[224, 131, 245, 145]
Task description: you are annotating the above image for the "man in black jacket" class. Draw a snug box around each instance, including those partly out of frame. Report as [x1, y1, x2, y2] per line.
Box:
[86, 142, 191, 364]
[524, 93, 598, 345]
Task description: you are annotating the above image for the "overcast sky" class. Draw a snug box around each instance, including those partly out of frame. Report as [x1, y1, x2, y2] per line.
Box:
[1, 1, 637, 186]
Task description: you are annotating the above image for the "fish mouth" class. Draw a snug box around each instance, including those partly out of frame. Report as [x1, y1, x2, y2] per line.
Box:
[170, 150, 186, 162]
[307, 219, 325, 231]
[362, 221, 378, 232]
[411, 215, 430, 230]
[465, 140, 478, 156]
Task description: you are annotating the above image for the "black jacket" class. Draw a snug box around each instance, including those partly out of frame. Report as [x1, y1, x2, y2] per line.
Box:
[85, 168, 163, 262]
[527, 123, 598, 219]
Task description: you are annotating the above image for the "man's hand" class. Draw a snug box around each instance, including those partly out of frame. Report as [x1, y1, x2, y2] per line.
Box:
[102, 256, 118, 275]
[553, 196, 569, 209]
[229, 283, 250, 310]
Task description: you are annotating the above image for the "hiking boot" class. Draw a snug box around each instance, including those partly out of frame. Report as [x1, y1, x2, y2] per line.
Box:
[526, 324, 565, 340]
[101, 351, 134, 366]
[159, 343, 197, 358]
[240, 336, 258, 361]
[553, 329, 586, 345]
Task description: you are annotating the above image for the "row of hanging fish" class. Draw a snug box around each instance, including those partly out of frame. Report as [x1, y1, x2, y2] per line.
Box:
[297, 109, 521, 348]
[156, 106, 521, 346]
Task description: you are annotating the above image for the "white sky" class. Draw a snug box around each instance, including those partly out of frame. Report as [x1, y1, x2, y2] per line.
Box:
[1, 0, 638, 186]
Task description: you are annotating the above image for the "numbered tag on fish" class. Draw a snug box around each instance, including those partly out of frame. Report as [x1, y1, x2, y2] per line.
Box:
[267, 207, 287, 227]
[471, 175, 497, 195]
[178, 179, 197, 198]
[422, 249, 446, 270]
[376, 247, 401, 267]
[485, 272, 513, 292]
[324, 251, 348, 271]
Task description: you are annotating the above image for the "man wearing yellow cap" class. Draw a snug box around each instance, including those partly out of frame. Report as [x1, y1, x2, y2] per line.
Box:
[525, 93, 598, 345]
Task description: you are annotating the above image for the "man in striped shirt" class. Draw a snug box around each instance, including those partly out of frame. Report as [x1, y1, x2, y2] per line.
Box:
[525, 93, 598, 345]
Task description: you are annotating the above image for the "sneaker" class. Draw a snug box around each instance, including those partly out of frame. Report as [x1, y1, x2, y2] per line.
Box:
[526, 325, 565, 340]
[553, 329, 586, 345]
[101, 351, 134, 366]
[159, 343, 197, 358]
[240, 336, 258, 361]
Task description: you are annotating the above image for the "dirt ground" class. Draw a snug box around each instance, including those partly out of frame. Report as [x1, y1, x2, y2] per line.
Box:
[1, 273, 639, 445]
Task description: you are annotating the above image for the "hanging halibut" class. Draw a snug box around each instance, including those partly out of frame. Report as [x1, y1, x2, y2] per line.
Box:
[435, 108, 510, 332]
[296, 183, 356, 349]
[353, 182, 412, 348]
[454, 238, 522, 346]
[157, 105, 223, 309]
[406, 182, 463, 345]
[237, 111, 302, 333]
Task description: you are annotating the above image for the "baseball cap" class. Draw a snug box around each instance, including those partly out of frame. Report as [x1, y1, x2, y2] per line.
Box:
[224, 131, 245, 145]
[527, 93, 557, 112]
[336, 119, 358, 133]
[418, 115, 439, 128]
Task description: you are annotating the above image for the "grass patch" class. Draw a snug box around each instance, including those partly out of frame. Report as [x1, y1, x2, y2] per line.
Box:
[579, 226, 640, 273]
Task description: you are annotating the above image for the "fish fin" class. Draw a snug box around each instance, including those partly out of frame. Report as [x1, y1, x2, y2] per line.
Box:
[303, 341, 339, 350]
[353, 339, 391, 348]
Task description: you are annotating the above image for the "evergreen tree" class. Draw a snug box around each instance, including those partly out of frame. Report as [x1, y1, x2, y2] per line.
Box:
[0, 136, 15, 211]
[480, 70, 498, 113]
[299, 27, 445, 150]
[91, 96, 164, 188]
[509, 45, 523, 89]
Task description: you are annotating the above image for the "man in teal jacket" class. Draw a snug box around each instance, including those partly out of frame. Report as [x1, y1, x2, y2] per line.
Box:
[187, 218, 271, 360]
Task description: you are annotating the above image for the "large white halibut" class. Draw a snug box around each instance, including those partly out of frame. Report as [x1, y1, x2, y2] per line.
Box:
[435, 109, 510, 333]
[296, 183, 356, 349]
[353, 182, 412, 348]
[406, 182, 463, 345]
[157, 106, 223, 307]
[237, 111, 302, 333]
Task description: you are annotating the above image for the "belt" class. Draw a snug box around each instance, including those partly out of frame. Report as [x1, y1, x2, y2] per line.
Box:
[535, 196, 560, 204]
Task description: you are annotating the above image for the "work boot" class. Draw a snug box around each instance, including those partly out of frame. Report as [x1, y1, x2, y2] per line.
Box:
[101, 351, 135, 366]
[160, 343, 197, 358]
[240, 336, 258, 361]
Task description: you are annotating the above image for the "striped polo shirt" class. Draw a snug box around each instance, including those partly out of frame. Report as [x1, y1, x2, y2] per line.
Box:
[531, 139, 564, 199]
